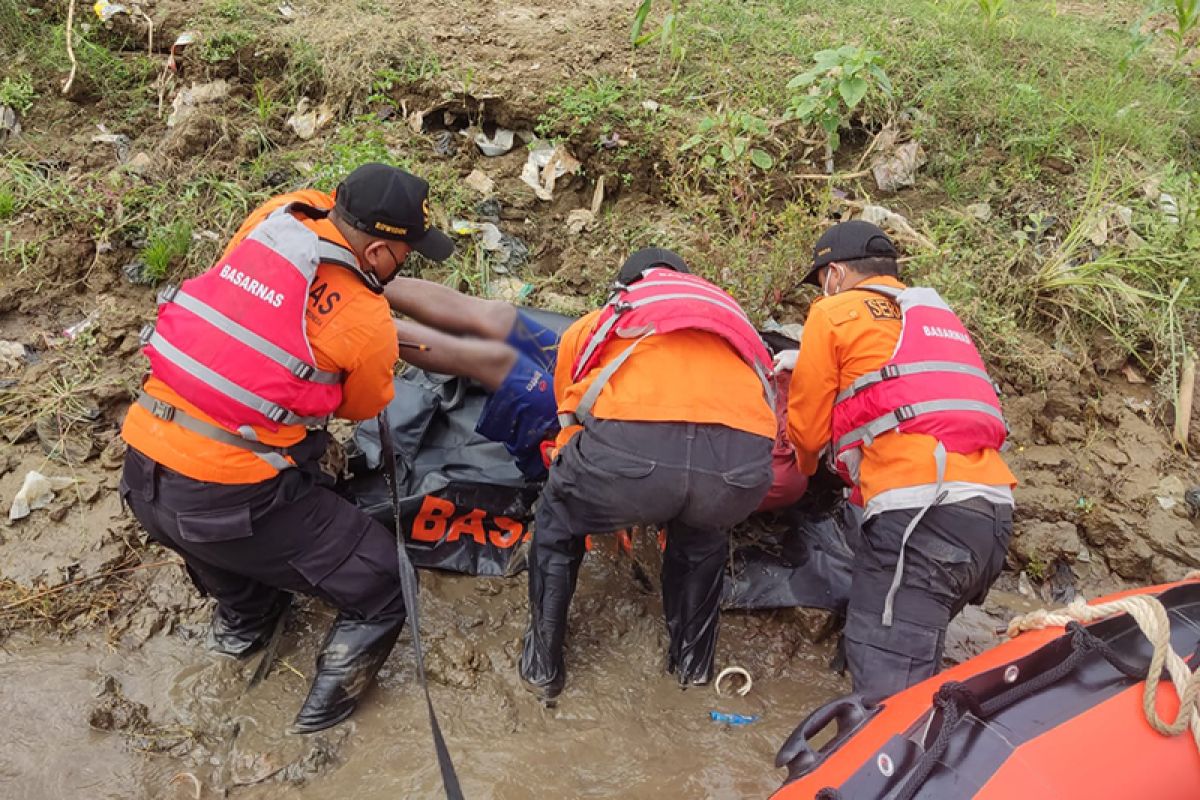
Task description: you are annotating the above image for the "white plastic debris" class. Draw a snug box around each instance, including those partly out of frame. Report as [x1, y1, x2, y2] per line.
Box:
[641, 99, 660, 113]
[0, 105, 21, 144]
[91, 129, 131, 163]
[287, 98, 334, 140]
[858, 204, 936, 251]
[871, 140, 926, 192]
[520, 141, 581, 201]
[1159, 193, 1180, 225]
[277, 3, 296, 19]
[167, 80, 230, 128]
[473, 128, 515, 157]
[966, 202, 992, 222]
[62, 311, 100, 340]
[9, 471, 75, 521]
[566, 176, 606, 235]
[464, 169, 495, 196]
[93, 0, 129, 23]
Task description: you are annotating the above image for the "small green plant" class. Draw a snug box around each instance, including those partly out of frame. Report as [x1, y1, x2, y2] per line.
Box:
[0, 186, 16, 220]
[785, 45, 892, 156]
[252, 81, 281, 123]
[215, 0, 245, 21]
[1025, 554, 1048, 582]
[1164, 0, 1200, 59]
[201, 31, 254, 64]
[974, 0, 1009, 27]
[367, 67, 404, 107]
[537, 78, 626, 139]
[631, 0, 685, 62]
[679, 110, 774, 173]
[140, 221, 193, 281]
[0, 72, 36, 114]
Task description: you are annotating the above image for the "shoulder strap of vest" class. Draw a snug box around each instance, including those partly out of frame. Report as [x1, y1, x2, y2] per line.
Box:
[274, 201, 384, 294]
[852, 283, 903, 301]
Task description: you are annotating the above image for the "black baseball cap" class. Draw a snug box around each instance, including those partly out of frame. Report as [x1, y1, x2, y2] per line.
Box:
[801, 220, 898, 285]
[334, 163, 455, 262]
[617, 247, 691, 285]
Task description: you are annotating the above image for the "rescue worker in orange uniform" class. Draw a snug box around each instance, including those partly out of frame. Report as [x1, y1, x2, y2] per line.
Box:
[519, 248, 777, 702]
[120, 163, 454, 733]
[782, 221, 1016, 697]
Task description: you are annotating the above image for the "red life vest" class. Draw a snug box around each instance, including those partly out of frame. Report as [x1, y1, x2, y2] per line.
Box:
[142, 205, 360, 436]
[830, 285, 1007, 486]
[560, 267, 774, 426]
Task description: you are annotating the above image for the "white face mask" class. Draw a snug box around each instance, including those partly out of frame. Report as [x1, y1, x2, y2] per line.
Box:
[821, 265, 844, 298]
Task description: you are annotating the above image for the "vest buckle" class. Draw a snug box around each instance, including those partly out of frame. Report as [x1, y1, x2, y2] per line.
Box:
[138, 324, 155, 346]
[149, 399, 175, 422]
[292, 362, 315, 380]
[881, 364, 901, 380]
[894, 404, 917, 422]
[267, 406, 288, 424]
[156, 283, 180, 304]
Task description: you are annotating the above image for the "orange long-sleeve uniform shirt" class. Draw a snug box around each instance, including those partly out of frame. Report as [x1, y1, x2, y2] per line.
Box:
[121, 190, 399, 484]
[786, 276, 1016, 509]
[552, 310, 776, 449]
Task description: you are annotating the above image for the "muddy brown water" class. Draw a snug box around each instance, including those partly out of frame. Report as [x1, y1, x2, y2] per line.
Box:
[1, 548, 868, 800]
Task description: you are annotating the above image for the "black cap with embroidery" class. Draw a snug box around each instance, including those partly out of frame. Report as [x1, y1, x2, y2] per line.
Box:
[801, 220, 898, 285]
[334, 163, 455, 262]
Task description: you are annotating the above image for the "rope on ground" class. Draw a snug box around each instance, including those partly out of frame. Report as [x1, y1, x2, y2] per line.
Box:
[1007, 579, 1200, 752]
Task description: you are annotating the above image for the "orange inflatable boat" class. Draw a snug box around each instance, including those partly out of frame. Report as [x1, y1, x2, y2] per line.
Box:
[772, 579, 1200, 799]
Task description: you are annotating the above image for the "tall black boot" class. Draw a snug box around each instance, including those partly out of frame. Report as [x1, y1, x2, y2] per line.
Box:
[290, 614, 404, 734]
[662, 528, 727, 686]
[518, 534, 584, 702]
[208, 593, 292, 659]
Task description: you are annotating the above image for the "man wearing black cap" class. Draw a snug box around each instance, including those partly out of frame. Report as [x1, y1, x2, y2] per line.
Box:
[782, 220, 1016, 697]
[518, 248, 777, 702]
[120, 163, 455, 733]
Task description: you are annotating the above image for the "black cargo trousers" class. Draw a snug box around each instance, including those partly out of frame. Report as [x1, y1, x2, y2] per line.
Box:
[521, 419, 773, 691]
[843, 496, 1013, 698]
[120, 445, 406, 632]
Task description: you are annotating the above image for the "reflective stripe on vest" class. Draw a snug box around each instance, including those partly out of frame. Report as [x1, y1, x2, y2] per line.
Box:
[142, 204, 354, 436]
[831, 285, 1006, 460]
[561, 269, 774, 427]
[136, 392, 294, 471]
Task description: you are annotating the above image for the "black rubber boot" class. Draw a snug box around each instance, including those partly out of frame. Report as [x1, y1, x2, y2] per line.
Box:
[662, 529, 727, 686]
[208, 593, 292, 659]
[518, 535, 584, 703]
[290, 614, 404, 734]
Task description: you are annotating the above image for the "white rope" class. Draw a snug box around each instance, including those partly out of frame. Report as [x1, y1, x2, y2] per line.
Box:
[1007, 576, 1200, 752]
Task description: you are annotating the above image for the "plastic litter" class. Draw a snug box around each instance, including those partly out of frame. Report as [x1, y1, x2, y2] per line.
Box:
[966, 202, 992, 222]
[287, 98, 334, 140]
[91, 129, 131, 163]
[0, 105, 21, 144]
[473, 128, 515, 157]
[709, 711, 759, 726]
[9, 470, 75, 521]
[521, 141, 581, 201]
[1159, 192, 1180, 225]
[565, 176, 606, 235]
[464, 169, 495, 196]
[93, 0, 128, 23]
[871, 140, 926, 192]
[277, 3, 296, 19]
[122, 261, 157, 285]
[714, 665, 754, 697]
[167, 80, 230, 128]
[450, 221, 530, 274]
[62, 311, 100, 340]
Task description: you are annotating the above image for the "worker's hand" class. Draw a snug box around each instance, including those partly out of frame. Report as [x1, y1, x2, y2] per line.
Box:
[773, 349, 799, 373]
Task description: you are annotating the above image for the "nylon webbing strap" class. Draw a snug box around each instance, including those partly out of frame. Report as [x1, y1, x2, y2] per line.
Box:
[316, 239, 357, 269]
[135, 393, 293, 470]
[168, 289, 341, 385]
[377, 407, 465, 800]
[569, 330, 654, 426]
[148, 332, 328, 427]
[834, 361, 995, 404]
[835, 399, 1006, 451]
[882, 442, 947, 627]
[572, 311, 624, 381]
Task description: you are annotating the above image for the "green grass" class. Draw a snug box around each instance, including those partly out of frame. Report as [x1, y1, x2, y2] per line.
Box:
[0, 72, 35, 114]
[140, 221, 193, 281]
[538, 77, 631, 139]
